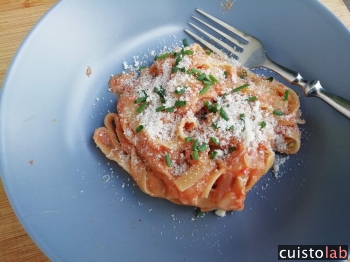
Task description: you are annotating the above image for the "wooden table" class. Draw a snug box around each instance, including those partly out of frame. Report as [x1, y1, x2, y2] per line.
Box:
[0, 1, 349, 261]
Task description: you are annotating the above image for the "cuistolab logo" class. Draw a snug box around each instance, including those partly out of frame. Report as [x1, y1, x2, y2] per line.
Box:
[278, 245, 349, 260]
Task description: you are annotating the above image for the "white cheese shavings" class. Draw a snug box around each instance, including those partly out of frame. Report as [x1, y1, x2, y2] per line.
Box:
[215, 209, 226, 217]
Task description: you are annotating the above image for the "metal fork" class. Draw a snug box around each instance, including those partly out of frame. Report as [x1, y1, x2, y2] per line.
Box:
[185, 9, 350, 119]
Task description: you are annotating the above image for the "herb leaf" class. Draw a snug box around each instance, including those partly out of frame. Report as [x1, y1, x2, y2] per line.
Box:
[199, 85, 211, 95]
[165, 154, 172, 167]
[134, 96, 147, 104]
[174, 100, 187, 107]
[229, 146, 237, 152]
[183, 38, 189, 47]
[136, 125, 144, 133]
[283, 90, 289, 101]
[136, 101, 148, 114]
[273, 110, 284, 116]
[197, 143, 209, 152]
[192, 151, 199, 160]
[210, 137, 219, 145]
[240, 70, 247, 79]
[165, 107, 175, 112]
[157, 53, 169, 60]
[246, 96, 257, 102]
[185, 137, 193, 142]
[154, 85, 166, 103]
[219, 107, 229, 121]
[156, 106, 165, 112]
[210, 151, 218, 159]
[232, 84, 249, 93]
[174, 86, 187, 95]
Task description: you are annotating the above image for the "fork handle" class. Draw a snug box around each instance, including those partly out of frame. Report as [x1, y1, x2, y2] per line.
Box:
[263, 59, 350, 119]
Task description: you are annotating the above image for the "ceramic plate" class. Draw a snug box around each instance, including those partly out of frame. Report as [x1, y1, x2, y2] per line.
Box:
[1, 0, 350, 261]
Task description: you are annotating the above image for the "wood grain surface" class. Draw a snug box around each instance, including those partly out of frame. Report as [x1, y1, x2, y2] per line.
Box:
[0, 1, 349, 261]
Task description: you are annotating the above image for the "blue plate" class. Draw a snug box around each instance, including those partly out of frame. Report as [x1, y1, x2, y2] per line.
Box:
[1, 0, 350, 261]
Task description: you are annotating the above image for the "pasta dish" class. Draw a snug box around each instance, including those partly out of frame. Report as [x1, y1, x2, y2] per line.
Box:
[93, 43, 303, 214]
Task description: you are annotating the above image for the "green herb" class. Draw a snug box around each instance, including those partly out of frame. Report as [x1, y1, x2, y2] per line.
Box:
[232, 84, 249, 93]
[136, 101, 148, 114]
[192, 139, 199, 151]
[154, 55, 158, 61]
[229, 146, 237, 152]
[211, 122, 218, 129]
[204, 101, 212, 111]
[134, 96, 147, 104]
[283, 90, 289, 101]
[197, 143, 209, 152]
[208, 74, 218, 83]
[184, 50, 194, 55]
[181, 48, 185, 57]
[192, 151, 199, 160]
[219, 107, 229, 121]
[210, 137, 219, 145]
[221, 93, 227, 99]
[154, 85, 166, 103]
[171, 67, 178, 73]
[165, 107, 175, 112]
[260, 121, 266, 129]
[266, 76, 274, 82]
[212, 103, 219, 113]
[179, 67, 186, 72]
[157, 53, 169, 60]
[183, 38, 189, 47]
[156, 105, 165, 112]
[210, 150, 218, 159]
[195, 207, 203, 217]
[138, 66, 146, 70]
[174, 100, 187, 107]
[165, 154, 172, 167]
[199, 85, 211, 95]
[135, 125, 144, 133]
[175, 56, 182, 66]
[191, 68, 202, 75]
[273, 110, 284, 116]
[224, 71, 228, 78]
[205, 50, 212, 55]
[204, 101, 220, 112]
[174, 86, 187, 95]
[240, 113, 245, 131]
[185, 137, 193, 142]
[205, 102, 219, 112]
[203, 80, 212, 86]
[246, 96, 257, 102]
[240, 70, 247, 79]
[227, 125, 234, 131]
[196, 73, 207, 81]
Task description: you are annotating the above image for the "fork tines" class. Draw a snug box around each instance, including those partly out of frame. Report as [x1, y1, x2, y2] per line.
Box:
[185, 9, 249, 59]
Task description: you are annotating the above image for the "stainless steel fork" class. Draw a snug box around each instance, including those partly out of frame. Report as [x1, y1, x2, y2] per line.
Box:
[185, 9, 350, 119]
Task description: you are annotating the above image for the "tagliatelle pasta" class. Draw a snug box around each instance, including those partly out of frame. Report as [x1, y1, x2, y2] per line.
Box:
[93, 43, 304, 213]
